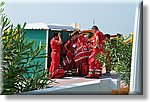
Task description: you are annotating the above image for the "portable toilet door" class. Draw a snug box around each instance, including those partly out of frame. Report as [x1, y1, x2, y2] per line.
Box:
[25, 29, 48, 71]
[25, 23, 49, 71]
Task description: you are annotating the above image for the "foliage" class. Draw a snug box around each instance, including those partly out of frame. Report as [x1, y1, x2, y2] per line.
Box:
[96, 38, 113, 72]
[96, 36, 132, 85]
[0, 2, 53, 95]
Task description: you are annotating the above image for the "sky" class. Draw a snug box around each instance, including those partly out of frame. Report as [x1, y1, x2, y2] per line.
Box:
[3, 0, 140, 35]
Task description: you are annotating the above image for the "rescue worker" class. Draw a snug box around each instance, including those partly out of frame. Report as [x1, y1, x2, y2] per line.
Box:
[74, 34, 89, 76]
[49, 33, 64, 79]
[86, 26, 105, 78]
[63, 30, 79, 76]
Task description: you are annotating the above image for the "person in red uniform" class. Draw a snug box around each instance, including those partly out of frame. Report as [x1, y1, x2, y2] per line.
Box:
[86, 26, 105, 78]
[49, 33, 64, 79]
[74, 34, 89, 76]
[63, 30, 79, 76]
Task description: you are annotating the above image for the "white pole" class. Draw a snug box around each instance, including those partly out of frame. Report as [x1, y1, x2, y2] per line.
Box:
[45, 29, 49, 70]
[129, 1, 142, 94]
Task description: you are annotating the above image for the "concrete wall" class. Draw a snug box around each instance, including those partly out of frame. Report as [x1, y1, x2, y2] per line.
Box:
[21, 78, 120, 95]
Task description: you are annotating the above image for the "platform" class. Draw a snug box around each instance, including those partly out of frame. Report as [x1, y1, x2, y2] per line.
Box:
[21, 73, 121, 95]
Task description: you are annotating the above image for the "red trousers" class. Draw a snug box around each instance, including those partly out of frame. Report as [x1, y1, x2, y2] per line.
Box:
[87, 60, 102, 78]
[63, 52, 76, 76]
[75, 58, 89, 76]
[87, 47, 104, 78]
[50, 51, 60, 73]
[49, 51, 64, 79]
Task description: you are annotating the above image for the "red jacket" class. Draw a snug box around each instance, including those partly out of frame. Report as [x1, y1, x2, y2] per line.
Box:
[93, 31, 105, 46]
[50, 38, 60, 52]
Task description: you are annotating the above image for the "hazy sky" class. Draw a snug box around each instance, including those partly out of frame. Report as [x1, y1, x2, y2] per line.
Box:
[3, 0, 140, 34]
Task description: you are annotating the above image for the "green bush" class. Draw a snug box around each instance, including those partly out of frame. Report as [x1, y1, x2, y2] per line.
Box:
[0, 2, 53, 95]
[96, 36, 132, 85]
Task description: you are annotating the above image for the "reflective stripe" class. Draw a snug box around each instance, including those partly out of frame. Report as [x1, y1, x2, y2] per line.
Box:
[89, 69, 94, 71]
[74, 50, 89, 62]
[95, 72, 101, 74]
[74, 56, 89, 62]
[66, 56, 70, 63]
[75, 51, 89, 57]
[89, 72, 101, 75]
[68, 70, 72, 72]
[75, 47, 82, 54]
[89, 53, 94, 58]
[89, 52, 96, 58]
[63, 60, 66, 66]
[95, 71, 102, 73]
[95, 69, 102, 72]
[64, 70, 67, 73]
[88, 72, 93, 74]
